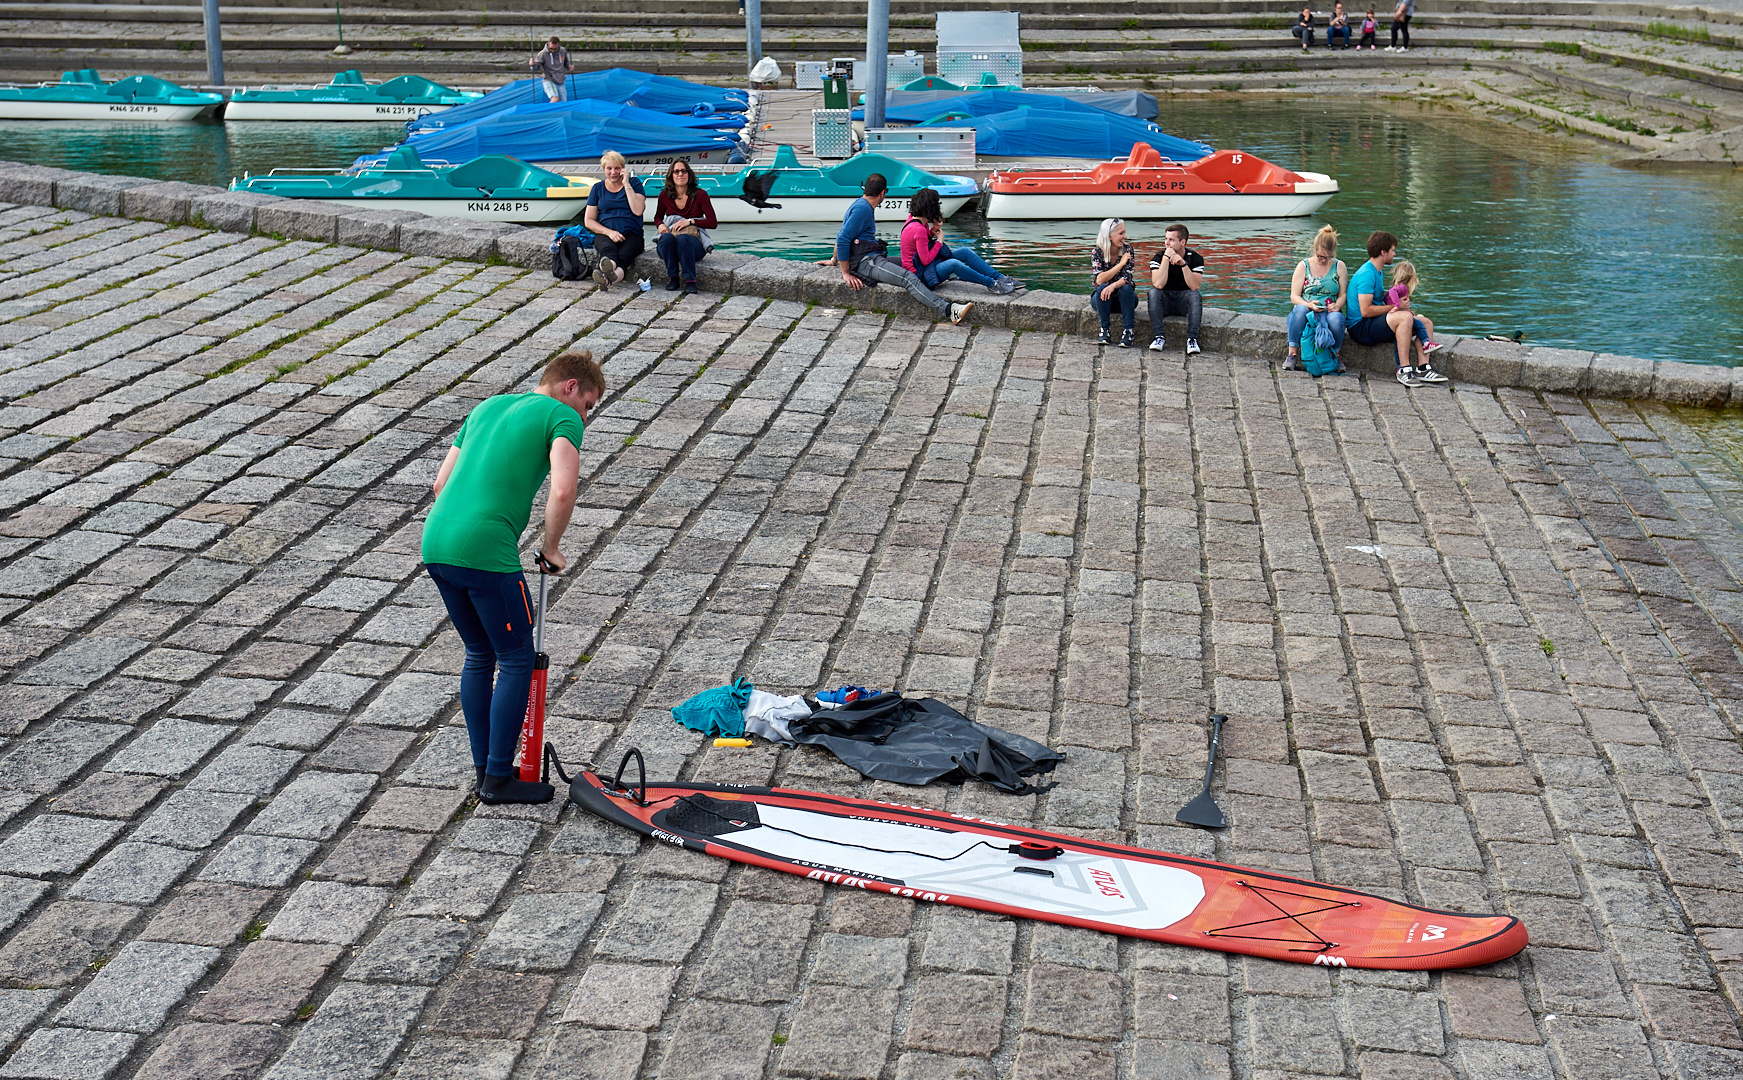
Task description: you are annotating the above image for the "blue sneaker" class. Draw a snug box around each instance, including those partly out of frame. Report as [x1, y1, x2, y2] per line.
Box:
[816, 686, 883, 708]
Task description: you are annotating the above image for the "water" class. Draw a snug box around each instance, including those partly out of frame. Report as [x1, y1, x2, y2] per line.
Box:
[6, 98, 1743, 363]
[0, 116, 404, 188]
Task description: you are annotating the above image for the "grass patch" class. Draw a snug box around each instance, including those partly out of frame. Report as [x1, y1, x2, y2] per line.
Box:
[1540, 638, 1556, 657]
[1121, 17, 1141, 29]
[1207, 41, 1234, 52]
[242, 919, 267, 942]
[1542, 41, 1581, 56]
[88, 955, 110, 971]
[1646, 19, 1711, 43]
[622, 435, 637, 445]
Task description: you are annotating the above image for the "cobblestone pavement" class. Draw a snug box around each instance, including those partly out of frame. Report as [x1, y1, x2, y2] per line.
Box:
[6, 205, 1743, 1080]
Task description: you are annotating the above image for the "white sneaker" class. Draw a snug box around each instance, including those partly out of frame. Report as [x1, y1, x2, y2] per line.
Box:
[1186, 338, 1201, 356]
[1414, 362, 1449, 384]
[1149, 336, 1165, 351]
[949, 302, 973, 325]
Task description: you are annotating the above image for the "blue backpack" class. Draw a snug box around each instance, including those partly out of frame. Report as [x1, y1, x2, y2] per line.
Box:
[1301, 311, 1340, 377]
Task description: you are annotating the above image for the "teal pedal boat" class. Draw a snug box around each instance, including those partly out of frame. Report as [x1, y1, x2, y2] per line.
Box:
[0, 70, 221, 121]
[638, 145, 978, 223]
[232, 145, 595, 224]
[224, 71, 480, 122]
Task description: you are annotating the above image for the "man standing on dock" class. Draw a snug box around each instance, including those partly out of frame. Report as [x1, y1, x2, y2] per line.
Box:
[530, 36, 575, 103]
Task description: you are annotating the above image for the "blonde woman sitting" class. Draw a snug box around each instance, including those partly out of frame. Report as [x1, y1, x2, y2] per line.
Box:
[583, 150, 646, 290]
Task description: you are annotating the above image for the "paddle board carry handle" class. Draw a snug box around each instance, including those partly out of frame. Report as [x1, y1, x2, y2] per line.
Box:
[516, 555, 556, 782]
[610, 747, 647, 805]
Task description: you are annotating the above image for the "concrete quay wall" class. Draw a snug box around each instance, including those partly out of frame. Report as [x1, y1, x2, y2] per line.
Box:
[1, 159, 1734, 408]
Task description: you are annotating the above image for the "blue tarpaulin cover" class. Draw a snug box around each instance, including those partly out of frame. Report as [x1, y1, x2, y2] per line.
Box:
[363, 109, 740, 167]
[879, 87, 1159, 119]
[459, 98, 746, 130]
[408, 69, 748, 135]
[896, 104, 1213, 161]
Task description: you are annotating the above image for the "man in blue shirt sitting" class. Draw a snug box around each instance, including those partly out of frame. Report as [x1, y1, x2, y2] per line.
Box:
[1347, 230, 1447, 387]
[831, 174, 972, 326]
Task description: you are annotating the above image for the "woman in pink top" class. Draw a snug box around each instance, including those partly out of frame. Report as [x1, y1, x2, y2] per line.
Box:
[900, 188, 1019, 294]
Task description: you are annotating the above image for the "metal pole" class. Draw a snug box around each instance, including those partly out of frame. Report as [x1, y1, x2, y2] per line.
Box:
[864, 0, 889, 130]
[201, 0, 224, 85]
[745, 0, 762, 72]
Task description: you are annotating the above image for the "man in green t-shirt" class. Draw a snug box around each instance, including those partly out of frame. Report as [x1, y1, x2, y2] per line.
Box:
[422, 351, 604, 804]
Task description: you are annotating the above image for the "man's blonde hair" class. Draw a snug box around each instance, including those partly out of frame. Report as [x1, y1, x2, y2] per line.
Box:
[540, 351, 605, 399]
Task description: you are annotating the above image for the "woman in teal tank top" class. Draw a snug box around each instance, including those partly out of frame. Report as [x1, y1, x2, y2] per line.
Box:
[1285, 225, 1349, 371]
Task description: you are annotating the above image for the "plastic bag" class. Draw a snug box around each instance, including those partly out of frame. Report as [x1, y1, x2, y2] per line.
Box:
[750, 57, 782, 83]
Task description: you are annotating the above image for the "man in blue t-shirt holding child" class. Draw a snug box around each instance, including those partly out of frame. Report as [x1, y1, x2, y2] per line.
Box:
[1346, 230, 1448, 388]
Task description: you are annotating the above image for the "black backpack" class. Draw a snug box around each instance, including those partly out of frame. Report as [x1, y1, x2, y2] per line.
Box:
[550, 226, 596, 281]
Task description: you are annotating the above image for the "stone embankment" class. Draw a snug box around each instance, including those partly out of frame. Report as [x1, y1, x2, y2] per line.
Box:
[5, 162, 1743, 1080]
[3, 160, 1738, 405]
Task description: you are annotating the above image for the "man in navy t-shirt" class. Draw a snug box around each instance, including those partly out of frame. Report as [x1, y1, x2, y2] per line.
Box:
[583, 150, 646, 289]
[1346, 230, 1447, 387]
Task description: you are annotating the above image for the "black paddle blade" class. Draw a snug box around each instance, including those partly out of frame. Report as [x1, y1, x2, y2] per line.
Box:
[1176, 712, 1228, 829]
[1176, 788, 1227, 829]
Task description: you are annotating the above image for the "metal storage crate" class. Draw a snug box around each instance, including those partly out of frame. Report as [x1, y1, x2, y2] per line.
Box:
[812, 108, 853, 159]
[798, 53, 926, 91]
[887, 51, 926, 85]
[936, 11, 1022, 87]
[864, 127, 975, 170]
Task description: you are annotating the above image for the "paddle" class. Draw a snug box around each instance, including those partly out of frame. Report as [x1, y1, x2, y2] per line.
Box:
[1176, 713, 1228, 829]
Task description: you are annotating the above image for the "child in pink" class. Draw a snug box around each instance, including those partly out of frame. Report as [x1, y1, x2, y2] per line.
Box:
[1385, 260, 1440, 353]
[1359, 9, 1378, 47]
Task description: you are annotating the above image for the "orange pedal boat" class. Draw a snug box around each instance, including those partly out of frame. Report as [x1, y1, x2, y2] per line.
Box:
[983, 142, 1338, 220]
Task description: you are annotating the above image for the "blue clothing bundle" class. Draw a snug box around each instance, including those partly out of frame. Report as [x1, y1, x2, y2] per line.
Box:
[672, 677, 753, 737]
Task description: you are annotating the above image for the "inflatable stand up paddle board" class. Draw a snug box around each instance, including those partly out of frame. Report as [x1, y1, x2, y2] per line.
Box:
[566, 750, 1528, 971]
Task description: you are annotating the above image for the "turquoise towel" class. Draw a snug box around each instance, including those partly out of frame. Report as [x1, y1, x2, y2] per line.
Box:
[672, 677, 753, 737]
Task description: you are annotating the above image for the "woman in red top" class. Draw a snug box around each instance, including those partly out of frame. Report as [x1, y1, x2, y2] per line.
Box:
[654, 159, 718, 295]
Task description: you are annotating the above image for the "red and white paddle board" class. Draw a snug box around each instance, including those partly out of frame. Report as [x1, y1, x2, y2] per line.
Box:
[569, 768, 1527, 971]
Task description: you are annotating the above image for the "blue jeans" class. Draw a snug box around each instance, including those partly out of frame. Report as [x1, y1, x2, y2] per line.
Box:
[425, 562, 536, 778]
[1327, 25, 1350, 46]
[919, 245, 997, 288]
[656, 232, 707, 283]
[1287, 304, 1347, 350]
[1090, 283, 1136, 332]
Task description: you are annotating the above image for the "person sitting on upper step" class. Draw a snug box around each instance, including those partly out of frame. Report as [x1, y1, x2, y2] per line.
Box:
[1292, 6, 1316, 49]
[1328, 2, 1352, 47]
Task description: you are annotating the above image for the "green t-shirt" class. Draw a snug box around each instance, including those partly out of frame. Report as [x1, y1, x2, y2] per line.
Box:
[421, 392, 584, 573]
